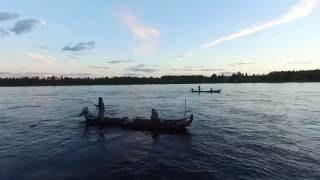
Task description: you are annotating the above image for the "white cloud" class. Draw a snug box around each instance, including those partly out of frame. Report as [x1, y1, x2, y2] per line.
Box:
[178, 0, 319, 59]
[120, 13, 160, 54]
[26, 52, 55, 64]
[201, 0, 319, 48]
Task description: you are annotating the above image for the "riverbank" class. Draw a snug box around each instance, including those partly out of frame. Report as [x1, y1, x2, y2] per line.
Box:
[0, 69, 319, 87]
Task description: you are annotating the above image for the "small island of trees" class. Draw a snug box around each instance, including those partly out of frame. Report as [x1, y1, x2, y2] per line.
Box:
[0, 69, 319, 86]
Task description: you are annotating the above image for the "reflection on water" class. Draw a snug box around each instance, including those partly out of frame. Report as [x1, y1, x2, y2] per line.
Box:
[0, 83, 320, 179]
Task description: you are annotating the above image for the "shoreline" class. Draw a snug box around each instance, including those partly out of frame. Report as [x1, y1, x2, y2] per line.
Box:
[1, 81, 320, 87]
[1, 69, 319, 87]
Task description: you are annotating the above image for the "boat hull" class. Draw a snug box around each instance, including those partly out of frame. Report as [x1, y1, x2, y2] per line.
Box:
[81, 114, 193, 131]
[191, 89, 221, 93]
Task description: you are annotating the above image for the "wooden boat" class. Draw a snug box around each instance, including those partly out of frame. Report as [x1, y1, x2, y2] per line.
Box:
[79, 107, 193, 130]
[191, 89, 221, 93]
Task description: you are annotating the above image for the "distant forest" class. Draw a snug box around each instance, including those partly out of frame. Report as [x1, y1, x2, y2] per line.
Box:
[0, 69, 320, 86]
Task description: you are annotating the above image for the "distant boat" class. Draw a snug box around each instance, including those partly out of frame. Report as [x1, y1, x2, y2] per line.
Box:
[191, 89, 221, 93]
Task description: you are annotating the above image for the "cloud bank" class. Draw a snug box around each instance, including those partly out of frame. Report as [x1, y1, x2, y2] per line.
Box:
[126, 64, 158, 73]
[120, 13, 160, 54]
[108, 59, 134, 64]
[0, 12, 18, 22]
[0, 12, 43, 36]
[88, 65, 109, 69]
[201, 0, 319, 48]
[10, 19, 41, 35]
[62, 41, 95, 51]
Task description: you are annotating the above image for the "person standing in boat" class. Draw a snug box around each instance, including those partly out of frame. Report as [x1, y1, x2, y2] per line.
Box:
[198, 85, 201, 92]
[94, 97, 105, 122]
[151, 109, 160, 124]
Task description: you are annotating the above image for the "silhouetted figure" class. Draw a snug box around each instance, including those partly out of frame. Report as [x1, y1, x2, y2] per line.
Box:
[198, 85, 200, 92]
[210, 88, 213, 92]
[151, 109, 159, 124]
[191, 88, 194, 92]
[94, 97, 105, 122]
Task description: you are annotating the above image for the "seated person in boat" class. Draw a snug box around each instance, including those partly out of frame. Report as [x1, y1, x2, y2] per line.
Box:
[93, 97, 105, 122]
[151, 109, 160, 124]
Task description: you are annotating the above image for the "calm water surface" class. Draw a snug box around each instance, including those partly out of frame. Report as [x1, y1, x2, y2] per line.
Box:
[0, 83, 320, 179]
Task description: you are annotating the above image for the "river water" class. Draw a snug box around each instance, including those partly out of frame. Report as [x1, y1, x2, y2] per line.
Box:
[0, 83, 320, 179]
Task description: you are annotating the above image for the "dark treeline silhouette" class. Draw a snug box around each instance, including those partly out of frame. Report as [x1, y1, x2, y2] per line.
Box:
[0, 69, 320, 86]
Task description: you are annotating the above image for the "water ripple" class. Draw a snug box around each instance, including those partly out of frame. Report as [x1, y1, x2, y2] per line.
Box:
[0, 83, 320, 179]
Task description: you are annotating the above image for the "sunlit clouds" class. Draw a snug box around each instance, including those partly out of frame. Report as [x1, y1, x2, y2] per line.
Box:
[26, 52, 55, 64]
[120, 13, 160, 54]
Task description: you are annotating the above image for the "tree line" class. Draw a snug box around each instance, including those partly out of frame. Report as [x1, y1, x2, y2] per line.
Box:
[0, 69, 319, 86]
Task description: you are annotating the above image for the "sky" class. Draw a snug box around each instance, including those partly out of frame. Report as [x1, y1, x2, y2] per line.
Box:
[0, 0, 320, 77]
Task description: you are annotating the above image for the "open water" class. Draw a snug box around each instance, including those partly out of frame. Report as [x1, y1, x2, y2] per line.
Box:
[0, 83, 320, 179]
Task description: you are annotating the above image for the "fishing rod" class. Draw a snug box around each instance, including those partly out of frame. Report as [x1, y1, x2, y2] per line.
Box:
[184, 99, 187, 118]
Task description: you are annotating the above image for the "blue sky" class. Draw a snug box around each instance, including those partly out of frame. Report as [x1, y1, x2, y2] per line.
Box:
[0, 0, 319, 77]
